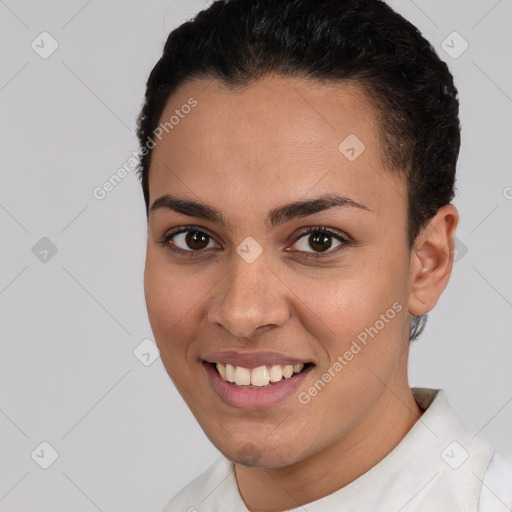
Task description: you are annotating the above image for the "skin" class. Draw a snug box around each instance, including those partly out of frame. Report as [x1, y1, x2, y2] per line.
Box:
[143, 75, 459, 511]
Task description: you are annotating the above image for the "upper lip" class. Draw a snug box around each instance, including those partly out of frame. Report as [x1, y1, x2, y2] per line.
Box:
[203, 350, 312, 368]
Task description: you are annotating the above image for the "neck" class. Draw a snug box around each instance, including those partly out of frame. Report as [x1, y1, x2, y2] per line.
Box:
[234, 383, 423, 512]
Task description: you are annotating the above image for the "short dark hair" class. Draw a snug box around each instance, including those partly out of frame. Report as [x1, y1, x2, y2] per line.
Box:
[136, 0, 460, 340]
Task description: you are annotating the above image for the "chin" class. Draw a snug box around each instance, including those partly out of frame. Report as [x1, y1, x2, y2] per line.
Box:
[233, 449, 298, 469]
[211, 433, 306, 469]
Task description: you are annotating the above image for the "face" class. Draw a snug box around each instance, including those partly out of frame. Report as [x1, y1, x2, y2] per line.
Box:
[144, 76, 415, 468]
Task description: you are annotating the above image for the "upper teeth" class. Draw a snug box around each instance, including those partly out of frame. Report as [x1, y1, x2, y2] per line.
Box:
[216, 363, 305, 387]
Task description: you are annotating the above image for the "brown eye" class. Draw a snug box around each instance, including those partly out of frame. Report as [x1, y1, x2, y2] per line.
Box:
[308, 232, 333, 252]
[184, 230, 210, 250]
[289, 227, 351, 258]
[162, 227, 219, 255]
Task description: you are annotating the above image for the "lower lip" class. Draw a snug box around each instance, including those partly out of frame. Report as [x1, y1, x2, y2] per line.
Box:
[203, 362, 314, 410]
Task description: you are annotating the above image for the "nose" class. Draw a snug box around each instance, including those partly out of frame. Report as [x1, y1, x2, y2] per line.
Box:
[207, 254, 291, 339]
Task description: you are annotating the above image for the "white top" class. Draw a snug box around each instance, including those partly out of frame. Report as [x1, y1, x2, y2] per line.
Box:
[162, 388, 512, 511]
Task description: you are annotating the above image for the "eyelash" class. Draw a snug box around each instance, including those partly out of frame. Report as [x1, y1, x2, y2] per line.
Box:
[158, 225, 352, 260]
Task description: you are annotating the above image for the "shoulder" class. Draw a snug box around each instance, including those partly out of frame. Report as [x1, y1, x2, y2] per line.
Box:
[160, 456, 235, 512]
[479, 453, 512, 511]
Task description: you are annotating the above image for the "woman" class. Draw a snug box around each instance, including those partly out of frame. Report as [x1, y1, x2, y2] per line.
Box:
[136, 0, 512, 510]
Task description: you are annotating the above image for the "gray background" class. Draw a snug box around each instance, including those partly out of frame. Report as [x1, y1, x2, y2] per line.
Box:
[0, 0, 510, 510]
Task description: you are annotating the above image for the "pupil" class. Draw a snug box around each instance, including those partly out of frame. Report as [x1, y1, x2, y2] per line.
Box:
[186, 230, 208, 250]
[310, 232, 332, 252]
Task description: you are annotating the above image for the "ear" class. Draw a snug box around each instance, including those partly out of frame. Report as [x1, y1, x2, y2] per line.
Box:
[408, 204, 459, 316]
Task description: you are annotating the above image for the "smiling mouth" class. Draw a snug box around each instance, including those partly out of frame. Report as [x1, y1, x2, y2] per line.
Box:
[208, 362, 314, 388]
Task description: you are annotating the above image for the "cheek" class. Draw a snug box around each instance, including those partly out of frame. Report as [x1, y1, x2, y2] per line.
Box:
[143, 251, 201, 358]
[308, 262, 407, 337]
[300, 257, 410, 399]
[291, 268, 409, 428]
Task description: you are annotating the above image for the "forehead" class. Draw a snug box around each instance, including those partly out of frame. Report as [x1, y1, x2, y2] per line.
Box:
[148, 75, 405, 222]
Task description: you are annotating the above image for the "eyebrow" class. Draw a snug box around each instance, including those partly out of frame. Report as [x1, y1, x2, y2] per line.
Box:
[149, 193, 370, 229]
